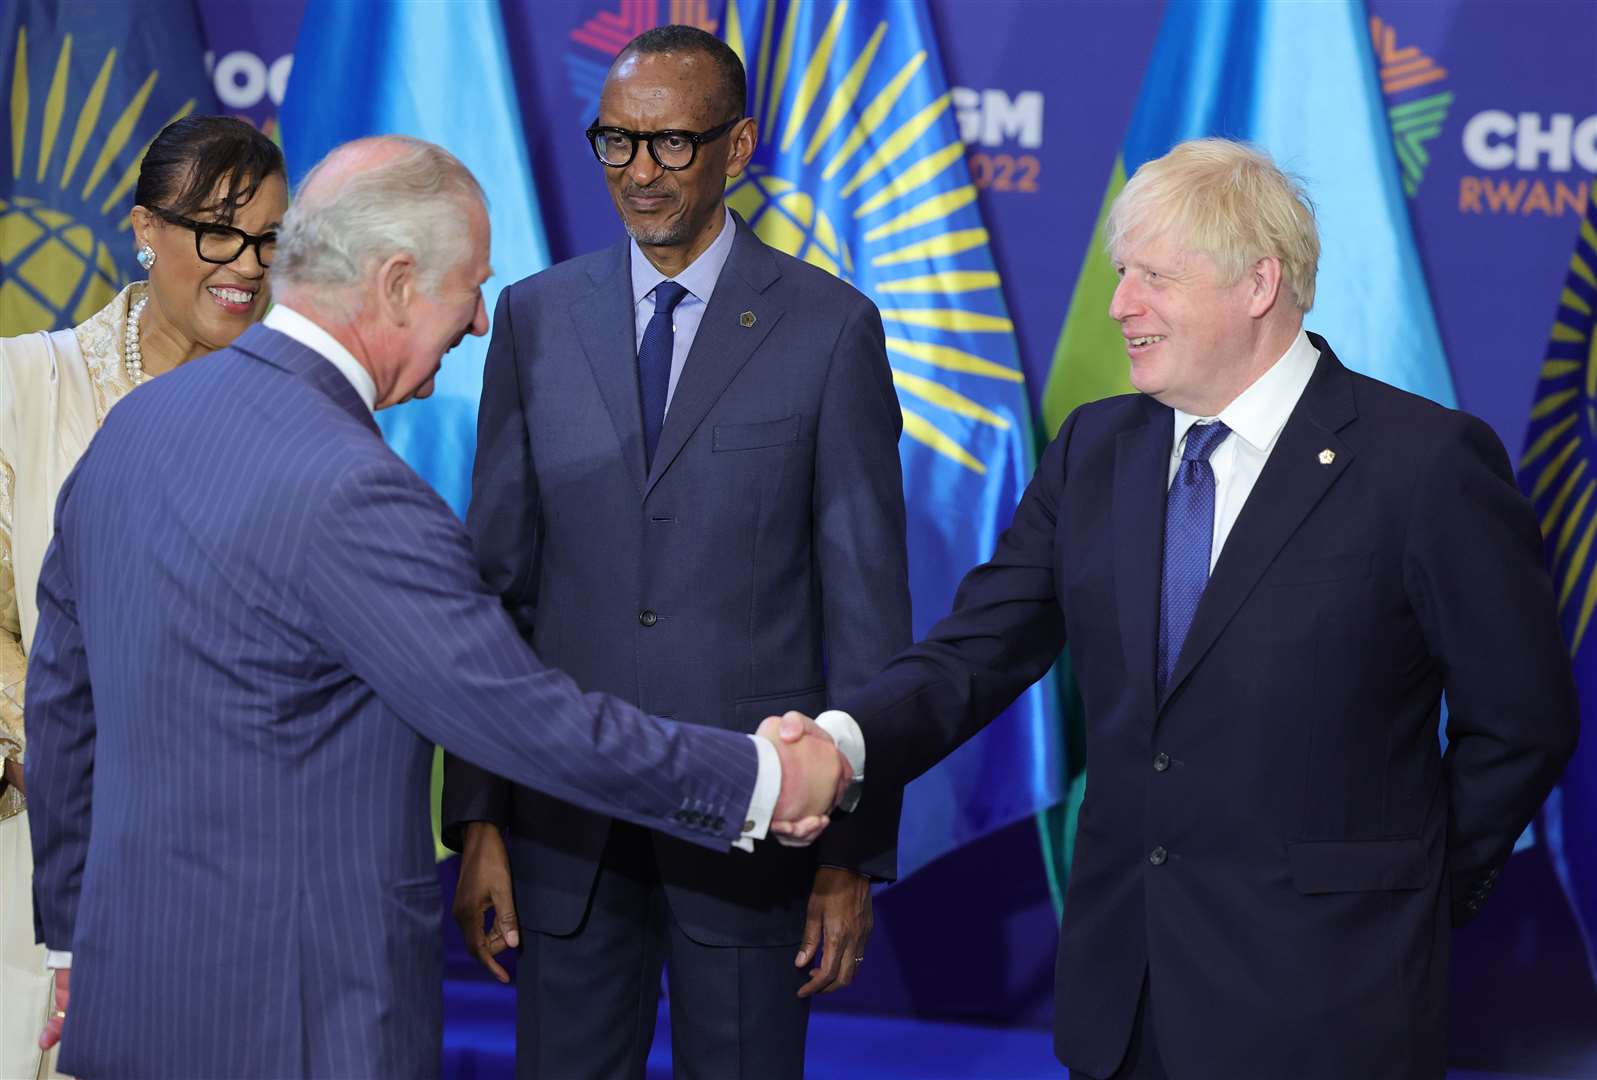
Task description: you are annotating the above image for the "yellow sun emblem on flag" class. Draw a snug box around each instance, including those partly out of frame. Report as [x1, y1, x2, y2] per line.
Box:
[725, 0, 1026, 476]
[1521, 210, 1597, 652]
[3, 27, 195, 334]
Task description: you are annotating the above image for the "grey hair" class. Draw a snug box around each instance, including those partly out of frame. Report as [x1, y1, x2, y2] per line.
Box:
[273, 136, 485, 317]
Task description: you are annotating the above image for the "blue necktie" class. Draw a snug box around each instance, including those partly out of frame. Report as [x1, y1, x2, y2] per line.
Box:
[638, 280, 689, 468]
[1157, 420, 1232, 697]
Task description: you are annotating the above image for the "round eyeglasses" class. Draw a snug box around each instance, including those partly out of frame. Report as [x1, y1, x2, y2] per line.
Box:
[151, 207, 277, 267]
[585, 118, 740, 171]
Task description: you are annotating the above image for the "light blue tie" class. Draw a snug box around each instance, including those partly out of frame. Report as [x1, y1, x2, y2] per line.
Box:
[638, 280, 688, 468]
[1157, 421, 1231, 697]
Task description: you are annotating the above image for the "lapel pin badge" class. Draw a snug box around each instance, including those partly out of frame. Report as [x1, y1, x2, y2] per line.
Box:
[1318, 448, 1336, 466]
[739, 310, 756, 328]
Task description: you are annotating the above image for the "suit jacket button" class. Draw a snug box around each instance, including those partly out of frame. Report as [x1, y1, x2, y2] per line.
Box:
[713, 817, 725, 830]
[1149, 846, 1168, 866]
[1153, 752, 1170, 772]
[639, 610, 658, 627]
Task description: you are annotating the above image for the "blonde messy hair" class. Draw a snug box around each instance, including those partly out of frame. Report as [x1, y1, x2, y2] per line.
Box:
[1105, 138, 1319, 312]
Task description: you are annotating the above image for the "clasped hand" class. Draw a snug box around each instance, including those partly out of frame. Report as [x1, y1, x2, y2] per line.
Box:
[758, 711, 851, 847]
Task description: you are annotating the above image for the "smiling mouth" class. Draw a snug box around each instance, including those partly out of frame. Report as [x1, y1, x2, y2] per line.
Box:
[207, 285, 256, 312]
[1127, 335, 1166, 349]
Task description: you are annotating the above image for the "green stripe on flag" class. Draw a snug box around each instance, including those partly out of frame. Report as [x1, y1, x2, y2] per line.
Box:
[1042, 155, 1136, 437]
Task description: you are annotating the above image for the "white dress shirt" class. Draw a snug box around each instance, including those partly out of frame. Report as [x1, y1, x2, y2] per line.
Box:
[263, 304, 378, 412]
[1169, 330, 1321, 569]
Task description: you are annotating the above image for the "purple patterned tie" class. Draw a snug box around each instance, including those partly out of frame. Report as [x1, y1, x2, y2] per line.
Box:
[1157, 421, 1231, 697]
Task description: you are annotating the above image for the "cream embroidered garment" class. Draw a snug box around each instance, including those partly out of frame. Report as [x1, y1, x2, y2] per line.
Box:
[0, 282, 143, 821]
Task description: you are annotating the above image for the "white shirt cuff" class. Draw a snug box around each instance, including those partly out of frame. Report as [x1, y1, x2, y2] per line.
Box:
[815, 710, 865, 780]
[45, 950, 71, 969]
[736, 733, 781, 852]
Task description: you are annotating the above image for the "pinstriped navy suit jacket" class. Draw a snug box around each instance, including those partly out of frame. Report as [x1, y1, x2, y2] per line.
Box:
[25, 325, 760, 1079]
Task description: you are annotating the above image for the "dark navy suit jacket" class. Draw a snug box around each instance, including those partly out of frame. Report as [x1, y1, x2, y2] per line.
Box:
[25, 326, 761, 1079]
[846, 337, 1578, 1080]
[443, 217, 911, 946]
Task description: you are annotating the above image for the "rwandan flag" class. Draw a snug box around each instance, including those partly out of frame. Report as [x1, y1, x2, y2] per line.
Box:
[1, 0, 217, 335]
[723, 0, 1063, 878]
[1519, 197, 1597, 978]
[1036, 0, 1456, 911]
[279, 0, 551, 856]
[278, 0, 550, 520]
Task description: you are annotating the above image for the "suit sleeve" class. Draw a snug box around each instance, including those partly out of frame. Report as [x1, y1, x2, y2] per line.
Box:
[1404, 414, 1578, 924]
[441, 288, 539, 849]
[810, 296, 912, 878]
[844, 412, 1075, 792]
[23, 472, 96, 951]
[305, 457, 760, 853]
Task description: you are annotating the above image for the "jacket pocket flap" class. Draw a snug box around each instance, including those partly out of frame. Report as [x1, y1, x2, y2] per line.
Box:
[733, 685, 827, 728]
[714, 415, 802, 452]
[1287, 837, 1428, 894]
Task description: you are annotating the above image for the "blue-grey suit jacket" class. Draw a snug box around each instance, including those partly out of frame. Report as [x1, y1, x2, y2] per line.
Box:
[25, 325, 761, 1079]
[442, 217, 911, 945]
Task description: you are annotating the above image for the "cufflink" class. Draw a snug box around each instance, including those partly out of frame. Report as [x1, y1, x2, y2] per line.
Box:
[838, 777, 863, 815]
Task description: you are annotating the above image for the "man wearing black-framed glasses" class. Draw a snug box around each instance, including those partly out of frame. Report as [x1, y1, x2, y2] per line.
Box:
[444, 22, 911, 1080]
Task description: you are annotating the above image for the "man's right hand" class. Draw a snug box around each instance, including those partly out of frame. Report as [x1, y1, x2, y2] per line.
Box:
[453, 822, 519, 983]
[759, 711, 852, 845]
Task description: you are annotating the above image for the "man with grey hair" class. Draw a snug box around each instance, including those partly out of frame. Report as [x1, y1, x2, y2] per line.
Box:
[797, 138, 1577, 1078]
[24, 134, 852, 1080]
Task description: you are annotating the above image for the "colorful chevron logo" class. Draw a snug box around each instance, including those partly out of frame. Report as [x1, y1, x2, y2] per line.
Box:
[1370, 15, 1452, 198]
[565, 1, 717, 119]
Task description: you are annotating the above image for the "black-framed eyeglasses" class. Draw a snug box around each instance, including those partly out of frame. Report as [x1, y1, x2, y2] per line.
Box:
[151, 207, 277, 267]
[585, 118, 740, 171]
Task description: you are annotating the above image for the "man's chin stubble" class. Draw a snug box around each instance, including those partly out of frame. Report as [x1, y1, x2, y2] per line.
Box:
[624, 220, 690, 247]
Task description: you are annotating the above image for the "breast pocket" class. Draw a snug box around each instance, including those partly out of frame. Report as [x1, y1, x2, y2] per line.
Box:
[713, 415, 803, 452]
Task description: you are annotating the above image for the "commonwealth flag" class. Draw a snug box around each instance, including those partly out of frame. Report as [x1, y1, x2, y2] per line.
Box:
[279, 0, 551, 857]
[1519, 197, 1597, 976]
[2, 0, 217, 335]
[723, 0, 1063, 878]
[1035, 0, 1456, 911]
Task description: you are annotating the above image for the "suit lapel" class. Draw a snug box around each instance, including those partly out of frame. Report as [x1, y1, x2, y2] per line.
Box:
[645, 215, 783, 496]
[1113, 396, 1175, 719]
[233, 325, 380, 436]
[570, 241, 648, 494]
[1159, 341, 1359, 709]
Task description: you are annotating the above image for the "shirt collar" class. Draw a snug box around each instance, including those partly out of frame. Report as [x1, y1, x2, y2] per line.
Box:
[1172, 329, 1320, 454]
[262, 304, 378, 413]
[630, 205, 737, 309]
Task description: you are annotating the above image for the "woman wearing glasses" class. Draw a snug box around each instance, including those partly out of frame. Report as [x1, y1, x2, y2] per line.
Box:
[0, 115, 284, 1080]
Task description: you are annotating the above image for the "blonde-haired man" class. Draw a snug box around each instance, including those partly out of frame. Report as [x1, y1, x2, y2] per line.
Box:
[809, 138, 1578, 1078]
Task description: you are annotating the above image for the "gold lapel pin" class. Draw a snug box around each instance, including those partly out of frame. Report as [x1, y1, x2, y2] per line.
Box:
[1318, 448, 1336, 466]
[739, 311, 756, 328]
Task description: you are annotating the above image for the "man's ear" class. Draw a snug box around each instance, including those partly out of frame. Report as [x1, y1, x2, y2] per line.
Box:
[374, 253, 418, 326]
[1248, 255, 1284, 318]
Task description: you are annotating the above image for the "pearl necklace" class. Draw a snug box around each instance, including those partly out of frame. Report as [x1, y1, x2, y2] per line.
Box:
[124, 295, 149, 385]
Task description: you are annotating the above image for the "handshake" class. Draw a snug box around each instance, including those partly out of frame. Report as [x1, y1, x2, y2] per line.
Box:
[756, 711, 855, 847]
